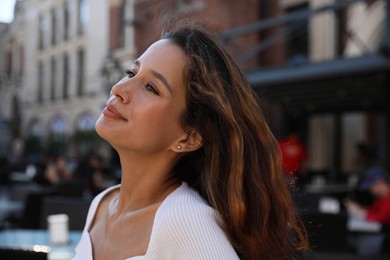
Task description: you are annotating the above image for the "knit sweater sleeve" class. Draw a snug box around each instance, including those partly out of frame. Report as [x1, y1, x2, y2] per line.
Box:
[147, 183, 239, 260]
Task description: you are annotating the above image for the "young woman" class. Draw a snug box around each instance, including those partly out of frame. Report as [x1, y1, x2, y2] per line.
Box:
[73, 24, 309, 260]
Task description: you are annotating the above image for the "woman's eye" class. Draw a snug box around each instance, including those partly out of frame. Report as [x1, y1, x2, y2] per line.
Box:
[125, 69, 135, 78]
[125, 69, 159, 95]
[146, 84, 159, 95]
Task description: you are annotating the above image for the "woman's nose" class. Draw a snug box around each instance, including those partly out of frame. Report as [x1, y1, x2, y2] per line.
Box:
[110, 77, 131, 103]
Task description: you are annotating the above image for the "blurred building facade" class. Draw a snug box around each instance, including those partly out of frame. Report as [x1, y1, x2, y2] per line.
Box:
[217, 0, 389, 179]
[0, 0, 136, 161]
[0, 0, 261, 162]
[239, 0, 390, 178]
[0, 0, 389, 178]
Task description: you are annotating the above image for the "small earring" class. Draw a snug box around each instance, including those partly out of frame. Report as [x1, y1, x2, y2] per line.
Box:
[177, 145, 182, 149]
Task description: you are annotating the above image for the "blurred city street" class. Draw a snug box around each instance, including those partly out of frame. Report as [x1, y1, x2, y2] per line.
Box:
[1, 0, 390, 259]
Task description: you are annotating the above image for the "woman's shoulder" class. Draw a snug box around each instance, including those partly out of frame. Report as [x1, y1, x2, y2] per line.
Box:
[158, 182, 219, 221]
[146, 182, 239, 259]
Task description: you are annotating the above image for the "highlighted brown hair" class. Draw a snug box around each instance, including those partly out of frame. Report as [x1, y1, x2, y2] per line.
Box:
[164, 23, 309, 259]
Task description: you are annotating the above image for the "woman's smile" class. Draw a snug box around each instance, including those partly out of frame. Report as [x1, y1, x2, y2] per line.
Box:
[103, 104, 127, 121]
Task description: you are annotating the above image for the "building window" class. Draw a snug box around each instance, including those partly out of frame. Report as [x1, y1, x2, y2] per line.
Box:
[26, 119, 45, 157]
[77, 113, 95, 131]
[122, 0, 134, 48]
[77, 49, 85, 96]
[78, 0, 88, 35]
[64, 1, 70, 40]
[50, 116, 68, 134]
[51, 8, 56, 46]
[29, 119, 44, 138]
[11, 45, 18, 81]
[109, 0, 134, 50]
[63, 54, 69, 99]
[19, 45, 24, 77]
[285, 4, 309, 65]
[39, 14, 46, 50]
[6, 50, 12, 79]
[48, 115, 69, 155]
[109, 2, 124, 50]
[119, 0, 129, 47]
[50, 57, 56, 100]
[49, 115, 69, 147]
[38, 61, 43, 103]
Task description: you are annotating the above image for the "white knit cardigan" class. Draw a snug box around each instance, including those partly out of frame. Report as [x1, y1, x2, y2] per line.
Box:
[72, 182, 239, 260]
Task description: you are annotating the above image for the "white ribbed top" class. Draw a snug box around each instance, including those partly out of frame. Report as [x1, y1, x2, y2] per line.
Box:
[73, 182, 239, 260]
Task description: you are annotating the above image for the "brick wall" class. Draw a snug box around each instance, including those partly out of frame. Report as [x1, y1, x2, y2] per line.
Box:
[133, 0, 264, 69]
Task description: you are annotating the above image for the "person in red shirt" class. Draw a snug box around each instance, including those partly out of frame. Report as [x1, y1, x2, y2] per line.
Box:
[346, 166, 390, 229]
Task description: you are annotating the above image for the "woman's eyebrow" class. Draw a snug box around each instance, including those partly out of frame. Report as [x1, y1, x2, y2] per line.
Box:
[134, 60, 174, 96]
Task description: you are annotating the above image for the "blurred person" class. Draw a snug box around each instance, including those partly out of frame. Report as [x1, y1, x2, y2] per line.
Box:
[351, 143, 374, 179]
[345, 166, 390, 255]
[43, 155, 73, 185]
[8, 137, 24, 165]
[73, 24, 308, 259]
[7, 137, 26, 174]
[73, 154, 117, 197]
[346, 166, 390, 228]
[348, 143, 378, 206]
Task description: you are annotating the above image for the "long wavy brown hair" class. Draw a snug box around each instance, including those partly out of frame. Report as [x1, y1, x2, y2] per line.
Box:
[163, 23, 309, 259]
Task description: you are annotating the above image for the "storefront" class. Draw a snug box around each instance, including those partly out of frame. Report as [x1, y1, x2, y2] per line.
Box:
[247, 53, 390, 176]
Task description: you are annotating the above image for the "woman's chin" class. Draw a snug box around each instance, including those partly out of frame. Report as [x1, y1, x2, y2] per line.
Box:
[95, 117, 109, 141]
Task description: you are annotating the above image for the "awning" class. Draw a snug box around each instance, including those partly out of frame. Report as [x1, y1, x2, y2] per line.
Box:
[246, 54, 390, 113]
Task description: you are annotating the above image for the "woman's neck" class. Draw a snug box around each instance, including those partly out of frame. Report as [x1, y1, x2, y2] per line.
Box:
[114, 151, 181, 214]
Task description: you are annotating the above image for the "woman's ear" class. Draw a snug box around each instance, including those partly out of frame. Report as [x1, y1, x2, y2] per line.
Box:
[172, 130, 203, 153]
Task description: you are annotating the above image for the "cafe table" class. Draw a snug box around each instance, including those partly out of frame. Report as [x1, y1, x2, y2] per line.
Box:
[0, 229, 82, 260]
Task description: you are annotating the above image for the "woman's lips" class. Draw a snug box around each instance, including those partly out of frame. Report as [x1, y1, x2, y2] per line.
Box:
[103, 105, 127, 121]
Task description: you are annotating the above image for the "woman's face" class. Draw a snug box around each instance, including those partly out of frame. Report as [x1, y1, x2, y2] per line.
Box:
[96, 39, 188, 154]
